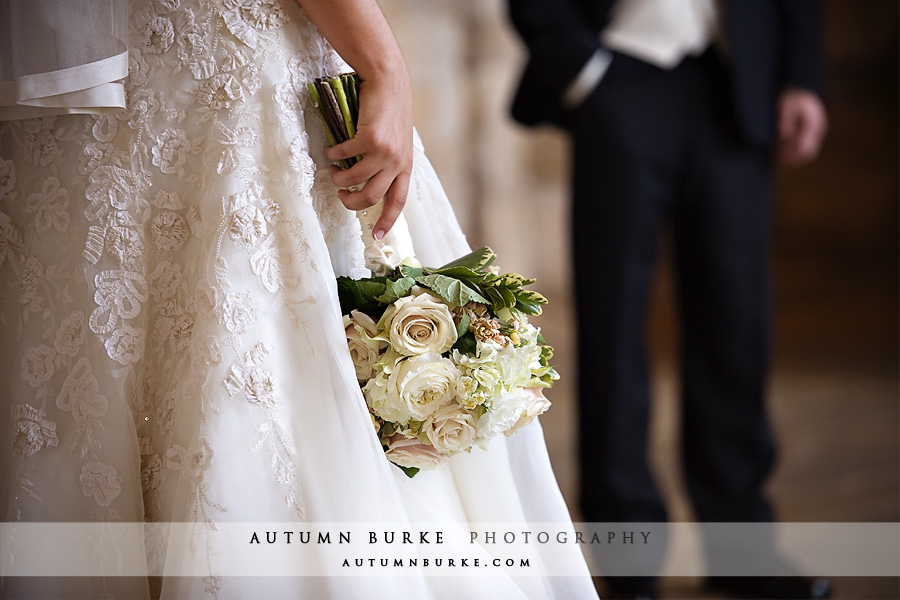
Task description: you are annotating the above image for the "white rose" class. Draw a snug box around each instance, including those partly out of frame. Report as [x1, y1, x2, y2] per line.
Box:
[364, 353, 459, 423]
[378, 293, 457, 356]
[363, 240, 402, 276]
[423, 403, 478, 454]
[475, 391, 531, 443]
[505, 387, 552, 437]
[344, 310, 386, 381]
[384, 434, 449, 472]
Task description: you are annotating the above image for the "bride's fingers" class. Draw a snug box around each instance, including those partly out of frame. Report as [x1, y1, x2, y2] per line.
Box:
[323, 137, 364, 163]
[330, 159, 378, 189]
[336, 169, 393, 211]
[373, 171, 410, 239]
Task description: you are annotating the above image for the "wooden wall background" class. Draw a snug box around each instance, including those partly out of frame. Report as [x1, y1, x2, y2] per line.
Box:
[378, 1, 899, 595]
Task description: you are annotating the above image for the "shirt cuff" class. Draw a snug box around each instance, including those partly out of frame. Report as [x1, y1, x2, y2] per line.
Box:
[561, 48, 613, 110]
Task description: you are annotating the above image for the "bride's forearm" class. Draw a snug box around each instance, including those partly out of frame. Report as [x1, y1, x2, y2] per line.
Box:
[295, 0, 413, 238]
[296, 0, 409, 86]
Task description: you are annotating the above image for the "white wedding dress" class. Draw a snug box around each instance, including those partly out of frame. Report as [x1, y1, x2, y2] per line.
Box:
[0, 1, 596, 598]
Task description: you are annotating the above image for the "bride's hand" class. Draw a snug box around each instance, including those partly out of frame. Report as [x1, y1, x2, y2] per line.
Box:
[325, 70, 413, 240]
[297, 0, 413, 240]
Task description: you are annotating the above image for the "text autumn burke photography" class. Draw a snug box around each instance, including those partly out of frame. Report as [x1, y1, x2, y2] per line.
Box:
[246, 529, 653, 546]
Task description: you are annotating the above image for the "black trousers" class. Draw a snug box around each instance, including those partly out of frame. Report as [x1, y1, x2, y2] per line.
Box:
[568, 50, 776, 525]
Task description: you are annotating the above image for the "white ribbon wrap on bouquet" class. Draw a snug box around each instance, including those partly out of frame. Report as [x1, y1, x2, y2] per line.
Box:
[356, 199, 416, 276]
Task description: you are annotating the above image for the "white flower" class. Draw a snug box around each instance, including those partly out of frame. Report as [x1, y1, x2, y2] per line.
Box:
[86, 166, 139, 218]
[125, 89, 160, 128]
[78, 142, 115, 174]
[105, 225, 144, 268]
[175, 13, 215, 79]
[363, 240, 403, 276]
[156, 393, 176, 435]
[184, 438, 214, 483]
[0, 158, 16, 198]
[104, 324, 145, 365]
[165, 445, 186, 470]
[25, 177, 69, 233]
[198, 74, 244, 111]
[194, 281, 219, 313]
[378, 293, 458, 357]
[239, 64, 261, 95]
[91, 115, 118, 143]
[505, 387, 552, 437]
[22, 117, 60, 167]
[57, 357, 109, 423]
[149, 260, 183, 301]
[383, 434, 449, 472]
[10, 404, 59, 458]
[364, 353, 459, 424]
[90, 270, 148, 335]
[476, 391, 531, 442]
[222, 0, 288, 48]
[344, 310, 386, 381]
[141, 16, 174, 55]
[126, 48, 150, 91]
[245, 367, 278, 407]
[154, 0, 182, 13]
[221, 291, 257, 334]
[21, 345, 55, 388]
[170, 313, 193, 353]
[152, 190, 183, 210]
[20, 256, 43, 301]
[151, 128, 191, 175]
[80, 461, 122, 507]
[151, 210, 188, 251]
[141, 453, 165, 492]
[229, 205, 266, 249]
[54, 311, 86, 356]
[423, 403, 478, 455]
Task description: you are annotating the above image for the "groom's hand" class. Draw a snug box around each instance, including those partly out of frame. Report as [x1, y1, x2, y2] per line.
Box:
[777, 88, 828, 166]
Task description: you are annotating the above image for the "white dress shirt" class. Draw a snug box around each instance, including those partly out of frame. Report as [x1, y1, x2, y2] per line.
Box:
[563, 0, 719, 108]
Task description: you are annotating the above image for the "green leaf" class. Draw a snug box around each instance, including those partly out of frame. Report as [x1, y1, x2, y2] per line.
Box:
[498, 286, 517, 309]
[336, 277, 360, 314]
[515, 299, 543, 316]
[377, 277, 415, 304]
[434, 247, 496, 272]
[415, 274, 487, 307]
[337, 276, 388, 315]
[452, 331, 478, 355]
[516, 289, 548, 305]
[484, 287, 504, 310]
[393, 463, 420, 478]
[399, 263, 424, 279]
[429, 265, 487, 281]
[540, 344, 554, 361]
[455, 311, 471, 340]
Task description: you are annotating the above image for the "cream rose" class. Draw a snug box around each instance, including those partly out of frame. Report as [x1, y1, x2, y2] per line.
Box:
[344, 310, 385, 381]
[364, 353, 459, 423]
[423, 403, 478, 454]
[505, 388, 552, 437]
[379, 293, 457, 356]
[384, 434, 449, 471]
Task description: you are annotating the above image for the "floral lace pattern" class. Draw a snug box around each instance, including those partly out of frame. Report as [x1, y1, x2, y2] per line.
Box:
[1, 0, 355, 594]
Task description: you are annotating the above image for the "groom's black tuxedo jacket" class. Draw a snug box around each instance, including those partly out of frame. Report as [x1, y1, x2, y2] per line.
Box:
[508, 0, 824, 147]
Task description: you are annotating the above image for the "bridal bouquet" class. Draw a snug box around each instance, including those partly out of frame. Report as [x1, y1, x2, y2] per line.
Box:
[309, 74, 557, 476]
[338, 247, 558, 477]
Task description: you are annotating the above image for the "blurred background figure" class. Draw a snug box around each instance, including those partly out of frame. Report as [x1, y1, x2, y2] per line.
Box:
[507, 1, 827, 598]
[379, 0, 898, 598]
